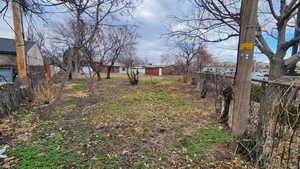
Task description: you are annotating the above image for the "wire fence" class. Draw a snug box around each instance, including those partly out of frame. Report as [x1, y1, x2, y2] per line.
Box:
[196, 72, 300, 169]
[0, 66, 45, 116]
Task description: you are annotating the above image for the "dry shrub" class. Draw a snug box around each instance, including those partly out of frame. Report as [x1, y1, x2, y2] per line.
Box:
[33, 82, 57, 105]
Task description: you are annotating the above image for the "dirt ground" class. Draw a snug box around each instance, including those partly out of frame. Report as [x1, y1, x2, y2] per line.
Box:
[0, 74, 252, 169]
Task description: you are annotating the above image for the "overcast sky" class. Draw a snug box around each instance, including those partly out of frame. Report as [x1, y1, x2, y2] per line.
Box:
[0, 0, 270, 64]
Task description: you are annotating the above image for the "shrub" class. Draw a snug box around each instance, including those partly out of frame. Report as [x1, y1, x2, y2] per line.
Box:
[33, 82, 57, 105]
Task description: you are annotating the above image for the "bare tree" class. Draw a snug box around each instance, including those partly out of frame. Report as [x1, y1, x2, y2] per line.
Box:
[167, 1, 300, 167]
[168, 0, 300, 80]
[119, 45, 143, 85]
[82, 27, 115, 81]
[196, 44, 213, 71]
[161, 52, 176, 65]
[174, 40, 200, 83]
[44, 0, 136, 106]
[105, 26, 138, 79]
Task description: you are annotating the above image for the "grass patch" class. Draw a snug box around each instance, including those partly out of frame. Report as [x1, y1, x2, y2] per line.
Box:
[164, 78, 181, 84]
[10, 110, 35, 128]
[71, 81, 87, 91]
[88, 87, 192, 125]
[49, 77, 63, 83]
[7, 134, 83, 169]
[187, 127, 231, 155]
[64, 103, 77, 109]
[12, 110, 34, 122]
[3, 76, 225, 168]
[140, 79, 161, 85]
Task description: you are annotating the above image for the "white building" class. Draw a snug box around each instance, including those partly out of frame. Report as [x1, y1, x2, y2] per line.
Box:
[119, 66, 145, 74]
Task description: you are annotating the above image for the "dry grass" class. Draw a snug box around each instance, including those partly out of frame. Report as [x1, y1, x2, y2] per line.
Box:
[1, 74, 237, 169]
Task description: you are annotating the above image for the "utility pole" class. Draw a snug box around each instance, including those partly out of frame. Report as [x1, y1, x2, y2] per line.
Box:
[232, 0, 258, 138]
[12, 0, 28, 86]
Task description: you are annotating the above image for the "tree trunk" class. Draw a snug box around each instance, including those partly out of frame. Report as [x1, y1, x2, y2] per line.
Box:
[46, 54, 73, 110]
[69, 72, 73, 80]
[257, 56, 285, 168]
[74, 59, 79, 73]
[96, 71, 101, 81]
[287, 7, 300, 75]
[107, 66, 112, 79]
[220, 87, 233, 123]
[183, 67, 189, 83]
[269, 57, 285, 80]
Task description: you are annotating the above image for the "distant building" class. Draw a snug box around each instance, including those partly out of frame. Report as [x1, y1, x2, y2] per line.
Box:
[202, 64, 236, 73]
[92, 63, 146, 74]
[79, 63, 176, 76]
[98, 63, 122, 73]
[0, 38, 45, 84]
[254, 61, 269, 73]
[144, 65, 177, 76]
[119, 65, 145, 74]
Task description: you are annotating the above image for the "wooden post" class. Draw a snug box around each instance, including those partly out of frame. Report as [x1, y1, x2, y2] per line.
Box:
[232, 0, 258, 138]
[12, 0, 27, 86]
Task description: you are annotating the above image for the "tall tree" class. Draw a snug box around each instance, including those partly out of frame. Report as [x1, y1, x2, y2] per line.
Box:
[45, 0, 136, 106]
[167, 0, 300, 166]
[105, 26, 137, 79]
[174, 40, 200, 83]
[168, 0, 300, 79]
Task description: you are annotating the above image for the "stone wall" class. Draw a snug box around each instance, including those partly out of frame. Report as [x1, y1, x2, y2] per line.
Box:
[0, 83, 29, 117]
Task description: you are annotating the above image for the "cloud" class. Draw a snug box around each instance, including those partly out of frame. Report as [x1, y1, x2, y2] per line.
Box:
[0, 1, 260, 65]
[171, 23, 188, 32]
[134, 0, 164, 23]
[0, 7, 15, 39]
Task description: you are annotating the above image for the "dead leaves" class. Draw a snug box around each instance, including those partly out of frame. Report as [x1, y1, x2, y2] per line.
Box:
[1, 156, 18, 169]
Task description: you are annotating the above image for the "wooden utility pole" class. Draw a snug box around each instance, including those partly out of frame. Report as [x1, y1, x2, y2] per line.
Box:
[12, 0, 27, 86]
[232, 0, 258, 138]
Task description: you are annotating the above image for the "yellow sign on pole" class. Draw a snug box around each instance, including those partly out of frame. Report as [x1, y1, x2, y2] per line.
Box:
[240, 43, 254, 50]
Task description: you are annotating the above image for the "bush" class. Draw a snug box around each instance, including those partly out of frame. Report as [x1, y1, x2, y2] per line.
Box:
[33, 82, 57, 105]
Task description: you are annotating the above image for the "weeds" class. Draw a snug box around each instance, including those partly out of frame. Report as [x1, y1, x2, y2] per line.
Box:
[2, 75, 230, 168]
[7, 134, 78, 169]
[140, 79, 161, 85]
[187, 126, 231, 155]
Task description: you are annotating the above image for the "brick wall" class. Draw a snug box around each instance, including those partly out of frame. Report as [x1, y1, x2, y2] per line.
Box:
[162, 66, 177, 75]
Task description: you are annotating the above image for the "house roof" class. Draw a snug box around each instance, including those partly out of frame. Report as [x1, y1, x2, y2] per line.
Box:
[0, 38, 36, 55]
[144, 65, 173, 68]
[204, 65, 236, 69]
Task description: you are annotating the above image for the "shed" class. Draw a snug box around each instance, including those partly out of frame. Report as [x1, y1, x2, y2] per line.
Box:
[145, 65, 176, 76]
[0, 67, 13, 82]
[0, 38, 44, 83]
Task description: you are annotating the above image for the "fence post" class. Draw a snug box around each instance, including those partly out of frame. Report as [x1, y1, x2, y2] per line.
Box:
[256, 81, 266, 165]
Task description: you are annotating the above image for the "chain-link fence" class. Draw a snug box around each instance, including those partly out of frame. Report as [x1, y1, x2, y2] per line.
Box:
[196, 72, 300, 169]
[0, 66, 45, 116]
[196, 72, 233, 121]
